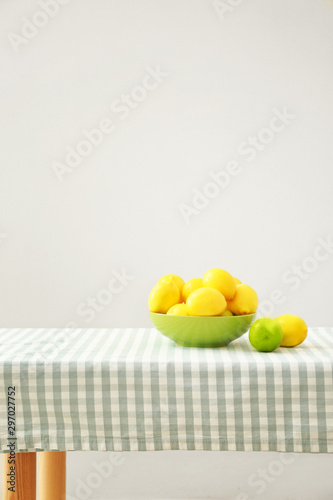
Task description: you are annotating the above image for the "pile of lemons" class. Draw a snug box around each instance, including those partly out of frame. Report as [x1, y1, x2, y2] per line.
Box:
[149, 268, 258, 317]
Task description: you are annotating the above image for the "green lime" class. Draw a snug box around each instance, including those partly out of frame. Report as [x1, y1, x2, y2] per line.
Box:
[249, 318, 283, 352]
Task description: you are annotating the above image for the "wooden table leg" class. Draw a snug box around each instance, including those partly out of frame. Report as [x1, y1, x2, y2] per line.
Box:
[3, 452, 36, 499]
[38, 451, 66, 500]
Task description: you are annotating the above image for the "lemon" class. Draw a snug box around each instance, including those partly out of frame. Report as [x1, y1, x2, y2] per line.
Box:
[167, 303, 188, 316]
[159, 274, 185, 295]
[187, 287, 227, 316]
[203, 268, 236, 300]
[149, 281, 180, 314]
[221, 309, 233, 317]
[233, 277, 242, 285]
[182, 278, 203, 302]
[226, 284, 258, 315]
[274, 314, 307, 347]
[249, 318, 283, 352]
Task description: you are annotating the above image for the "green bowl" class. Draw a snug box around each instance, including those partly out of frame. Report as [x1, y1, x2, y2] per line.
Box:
[149, 312, 256, 347]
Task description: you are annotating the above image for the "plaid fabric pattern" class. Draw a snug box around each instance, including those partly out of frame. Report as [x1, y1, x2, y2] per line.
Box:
[0, 328, 332, 453]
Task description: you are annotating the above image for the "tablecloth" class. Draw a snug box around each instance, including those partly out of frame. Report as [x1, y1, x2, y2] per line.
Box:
[0, 327, 332, 454]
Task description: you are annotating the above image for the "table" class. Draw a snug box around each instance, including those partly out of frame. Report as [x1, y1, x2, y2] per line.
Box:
[1, 327, 333, 499]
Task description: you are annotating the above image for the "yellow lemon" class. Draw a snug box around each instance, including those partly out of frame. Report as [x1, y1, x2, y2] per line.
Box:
[159, 274, 185, 295]
[149, 281, 180, 314]
[221, 309, 233, 317]
[182, 278, 203, 302]
[274, 314, 307, 347]
[233, 277, 242, 285]
[203, 268, 236, 300]
[187, 287, 227, 316]
[226, 284, 258, 315]
[167, 303, 188, 316]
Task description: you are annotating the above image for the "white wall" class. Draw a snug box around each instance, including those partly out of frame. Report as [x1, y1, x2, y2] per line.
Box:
[1, 0, 333, 499]
[64, 450, 333, 500]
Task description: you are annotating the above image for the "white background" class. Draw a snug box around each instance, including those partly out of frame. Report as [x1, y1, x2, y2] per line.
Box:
[1, 0, 333, 498]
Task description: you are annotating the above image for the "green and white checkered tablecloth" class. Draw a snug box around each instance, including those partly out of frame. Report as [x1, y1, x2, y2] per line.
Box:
[0, 328, 333, 454]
